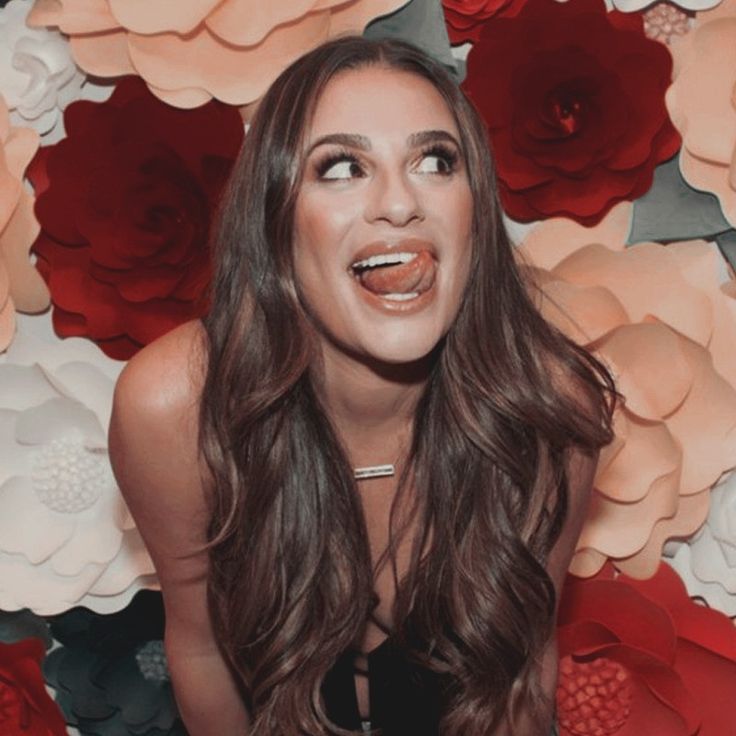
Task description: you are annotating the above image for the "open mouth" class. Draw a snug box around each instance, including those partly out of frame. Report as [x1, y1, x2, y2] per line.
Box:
[350, 250, 437, 301]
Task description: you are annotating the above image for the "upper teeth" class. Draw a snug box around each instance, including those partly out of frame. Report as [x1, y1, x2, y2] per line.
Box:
[352, 252, 418, 269]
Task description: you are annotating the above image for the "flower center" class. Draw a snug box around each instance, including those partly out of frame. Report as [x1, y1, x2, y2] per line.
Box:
[551, 95, 583, 136]
[557, 656, 633, 736]
[31, 437, 106, 514]
[135, 640, 170, 683]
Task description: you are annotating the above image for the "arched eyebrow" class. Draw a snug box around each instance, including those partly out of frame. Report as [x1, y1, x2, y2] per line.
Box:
[306, 129, 461, 156]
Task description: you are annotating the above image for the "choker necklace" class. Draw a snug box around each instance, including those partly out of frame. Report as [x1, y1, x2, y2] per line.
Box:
[353, 464, 395, 480]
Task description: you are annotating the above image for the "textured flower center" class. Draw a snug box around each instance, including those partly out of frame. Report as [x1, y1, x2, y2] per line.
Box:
[136, 640, 170, 683]
[31, 437, 105, 513]
[557, 656, 633, 735]
[643, 3, 690, 45]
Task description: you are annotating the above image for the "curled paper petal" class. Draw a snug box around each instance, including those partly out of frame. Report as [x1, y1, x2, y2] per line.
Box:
[0, 316, 157, 615]
[30, 0, 412, 107]
[666, 0, 736, 227]
[522, 233, 736, 576]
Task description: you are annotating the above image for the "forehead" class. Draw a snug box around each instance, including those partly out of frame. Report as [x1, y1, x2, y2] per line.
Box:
[305, 65, 459, 141]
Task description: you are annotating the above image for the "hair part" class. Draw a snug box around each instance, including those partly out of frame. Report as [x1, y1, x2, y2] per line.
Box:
[199, 35, 615, 735]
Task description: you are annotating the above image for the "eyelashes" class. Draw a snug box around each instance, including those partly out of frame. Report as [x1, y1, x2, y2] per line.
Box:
[313, 143, 461, 181]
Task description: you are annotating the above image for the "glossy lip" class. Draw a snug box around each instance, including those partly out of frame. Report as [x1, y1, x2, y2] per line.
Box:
[347, 237, 439, 314]
[346, 237, 438, 272]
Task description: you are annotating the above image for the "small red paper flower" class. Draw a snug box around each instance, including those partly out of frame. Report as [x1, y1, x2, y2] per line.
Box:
[556, 562, 736, 736]
[463, 0, 680, 225]
[28, 77, 244, 360]
[442, 0, 527, 44]
[0, 638, 67, 735]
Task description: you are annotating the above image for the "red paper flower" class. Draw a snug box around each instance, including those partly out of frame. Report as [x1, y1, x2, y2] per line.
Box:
[0, 638, 67, 735]
[28, 77, 244, 360]
[462, 0, 680, 225]
[442, 0, 527, 44]
[556, 562, 736, 736]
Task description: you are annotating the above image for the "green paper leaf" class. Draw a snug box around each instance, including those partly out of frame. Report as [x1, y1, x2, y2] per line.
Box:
[629, 155, 731, 245]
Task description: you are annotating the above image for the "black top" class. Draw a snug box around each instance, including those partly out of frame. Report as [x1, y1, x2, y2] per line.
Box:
[321, 632, 450, 736]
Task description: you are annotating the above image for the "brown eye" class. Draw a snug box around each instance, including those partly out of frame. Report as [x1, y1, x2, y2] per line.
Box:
[317, 153, 365, 181]
[415, 145, 459, 176]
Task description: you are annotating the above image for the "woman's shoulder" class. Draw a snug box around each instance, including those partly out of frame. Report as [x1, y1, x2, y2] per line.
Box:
[114, 319, 208, 424]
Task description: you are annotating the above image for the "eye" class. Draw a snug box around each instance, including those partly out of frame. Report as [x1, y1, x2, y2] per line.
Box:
[414, 145, 459, 176]
[316, 152, 365, 181]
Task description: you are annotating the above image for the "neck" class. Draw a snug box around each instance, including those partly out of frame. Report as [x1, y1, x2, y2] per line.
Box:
[312, 342, 435, 469]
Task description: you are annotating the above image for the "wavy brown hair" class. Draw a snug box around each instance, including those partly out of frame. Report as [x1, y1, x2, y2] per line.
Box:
[199, 36, 615, 736]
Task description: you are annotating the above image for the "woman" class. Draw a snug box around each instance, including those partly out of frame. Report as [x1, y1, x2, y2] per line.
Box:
[108, 36, 614, 736]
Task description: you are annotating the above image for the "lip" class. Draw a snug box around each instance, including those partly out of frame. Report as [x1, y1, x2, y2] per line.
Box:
[346, 237, 438, 272]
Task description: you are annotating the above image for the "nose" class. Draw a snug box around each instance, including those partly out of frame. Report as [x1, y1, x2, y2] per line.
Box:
[364, 168, 424, 227]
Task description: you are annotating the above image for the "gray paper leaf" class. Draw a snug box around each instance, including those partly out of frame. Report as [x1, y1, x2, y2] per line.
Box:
[365, 0, 464, 83]
[629, 155, 731, 245]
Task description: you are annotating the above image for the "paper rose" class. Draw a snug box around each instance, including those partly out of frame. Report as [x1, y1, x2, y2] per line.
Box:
[666, 0, 736, 227]
[441, 0, 527, 43]
[0, 93, 48, 352]
[522, 238, 736, 577]
[0, 638, 68, 736]
[463, 0, 680, 225]
[0, 319, 157, 615]
[45, 591, 185, 736]
[556, 562, 736, 736]
[0, 0, 85, 138]
[666, 472, 736, 616]
[27, 0, 410, 109]
[27, 76, 243, 360]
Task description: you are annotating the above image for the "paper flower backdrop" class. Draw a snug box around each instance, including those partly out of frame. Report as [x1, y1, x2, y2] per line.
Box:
[0, 323, 156, 615]
[45, 591, 184, 736]
[556, 562, 736, 736]
[521, 234, 736, 577]
[463, 0, 681, 225]
[28, 76, 244, 360]
[28, 0, 411, 108]
[666, 0, 736, 227]
[0, 92, 48, 353]
[666, 471, 736, 616]
[0, 0, 84, 139]
[441, 0, 527, 43]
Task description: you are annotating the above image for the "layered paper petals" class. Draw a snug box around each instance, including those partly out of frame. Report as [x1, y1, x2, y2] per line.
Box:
[523, 238, 736, 576]
[0, 93, 48, 353]
[463, 0, 681, 225]
[557, 562, 736, 736]
[666, 0, 736, 227]
[28, 0, 411, 108]
[441, 0, 527, 43]
[0, 319, 157, 614]
[28, 77, 244, 359]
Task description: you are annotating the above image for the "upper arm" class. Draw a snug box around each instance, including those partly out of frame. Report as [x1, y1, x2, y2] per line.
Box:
[107, 320, 216, 652]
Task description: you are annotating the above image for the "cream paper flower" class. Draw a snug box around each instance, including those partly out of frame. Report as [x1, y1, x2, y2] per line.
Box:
[0, 316, 156, 615]
[28, 0, 410, 108]
[520, 225, 736, 578]
[0, 0, 85, 139]
[666, 471, 736, 616]
[613, 0, 719, 11]
[665, 0, 736, 226]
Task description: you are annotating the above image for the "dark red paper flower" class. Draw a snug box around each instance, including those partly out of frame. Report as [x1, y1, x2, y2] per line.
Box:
[442, 0, 527, 44]
[0, 638, 67, 735]
[28, 77, 244, 360]
[556, 562, 736, 736]
[462, 0, 680, 225]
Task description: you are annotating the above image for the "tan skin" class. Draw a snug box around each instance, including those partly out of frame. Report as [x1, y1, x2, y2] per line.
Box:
[109, 67, 598, 734]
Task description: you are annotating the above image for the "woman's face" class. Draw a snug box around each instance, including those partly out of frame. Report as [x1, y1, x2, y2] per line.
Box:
[293, 65, 473, 365]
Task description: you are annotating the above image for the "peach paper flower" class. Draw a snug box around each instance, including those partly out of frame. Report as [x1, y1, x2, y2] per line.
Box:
[665, 0, 736, 226]
[0, 92, 49, 353]
[521, 234, 736, 578]
[28, 0, 411, 108]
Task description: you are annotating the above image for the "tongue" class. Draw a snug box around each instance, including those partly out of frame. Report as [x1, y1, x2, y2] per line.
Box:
[358, 250, 436, 295]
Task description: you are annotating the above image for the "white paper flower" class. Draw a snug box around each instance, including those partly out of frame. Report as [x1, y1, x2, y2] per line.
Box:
[0, 315, 157, 615]
[612, 0, 719, 11]
[0, 0, 85, 138]
[665, 472, 736, 616]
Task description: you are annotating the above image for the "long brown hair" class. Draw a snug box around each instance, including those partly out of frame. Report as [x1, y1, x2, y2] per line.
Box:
[199, 36, 614, 735]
